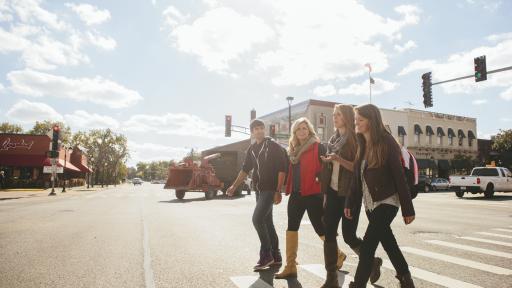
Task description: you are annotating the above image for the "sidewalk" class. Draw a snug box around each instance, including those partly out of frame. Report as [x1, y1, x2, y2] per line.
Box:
[0, 184, 119, 201]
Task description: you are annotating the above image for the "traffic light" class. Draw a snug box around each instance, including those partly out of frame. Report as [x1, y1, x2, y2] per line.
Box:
[474, 55, 487, 82]
[225, 115, 232, 137]
[422, 72, 433, 108]
[269, 124, 276, 139]
[51, 125, 60, 153]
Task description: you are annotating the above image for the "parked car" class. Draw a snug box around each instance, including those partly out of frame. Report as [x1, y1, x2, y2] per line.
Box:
[449, 167, 512, 198]
[428, 178, 450, 191]
[418, 175, 432, 193]
[132, 178, 143, 185]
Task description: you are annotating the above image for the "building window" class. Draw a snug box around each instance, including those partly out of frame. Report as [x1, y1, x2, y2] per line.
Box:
[447, 128, 455, 146]
[399, 135, 405, 146]
[437, 135, 443, 145]
[449, 136, 454, 146]
[398, 126, 406, 146]
[458, 129, 466, 147]
[317, 127, 324, 141]
[414, 124, 423, 145]
[468, 130, 476, 148]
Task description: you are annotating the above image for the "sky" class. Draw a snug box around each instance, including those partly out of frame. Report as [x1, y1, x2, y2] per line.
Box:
[0, 0, 511, 167]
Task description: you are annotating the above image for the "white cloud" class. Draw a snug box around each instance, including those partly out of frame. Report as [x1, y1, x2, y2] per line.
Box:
[313, 84, 336, 97]
[64, 110, 120, 130]
[471, 99, 488, 105]
[11, 0, 69, 30]
[6, 99, 63, 123]
[394, 40, 417, 53]
[165, 6, 275, 73]
[86, 31, 116, 50]
[486, 32, 512, 42]
[123, 113, 225, 139]
[0, 82, 4, 92]
[338, 78, 398, 96]
[501, 117, 512, 122]
[7, 69, 143, 109]
[162, 5, 189, 29]
[255, 1, 420, 86]
[399, 37, 512, 100]
[128, 141, 190, 164]
[66, 3, 111, 26]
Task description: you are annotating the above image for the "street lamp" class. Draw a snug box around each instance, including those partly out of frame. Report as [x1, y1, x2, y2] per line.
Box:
[286, 96, 294, 135]
[61, 146, 73, 193]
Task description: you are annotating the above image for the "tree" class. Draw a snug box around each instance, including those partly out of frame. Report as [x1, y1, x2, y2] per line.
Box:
[0, 122, 23, 134]
[492, 129, 512, 152]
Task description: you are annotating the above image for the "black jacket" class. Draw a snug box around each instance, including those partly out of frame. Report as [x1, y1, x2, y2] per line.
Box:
[242, 137, 287, 192]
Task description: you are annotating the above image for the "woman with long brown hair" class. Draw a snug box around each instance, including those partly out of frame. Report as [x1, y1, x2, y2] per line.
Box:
[319, 104, 382, 288]
[345, 104, 415, 288]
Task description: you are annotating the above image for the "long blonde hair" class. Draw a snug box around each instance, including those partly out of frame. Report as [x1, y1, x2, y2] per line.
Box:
[288, 117, 318, 153]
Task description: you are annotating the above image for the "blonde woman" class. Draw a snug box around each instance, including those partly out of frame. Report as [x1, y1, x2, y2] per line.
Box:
[276, 117, 344, 280]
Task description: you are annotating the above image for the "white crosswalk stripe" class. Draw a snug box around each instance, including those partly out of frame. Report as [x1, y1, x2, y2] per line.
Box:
[425, 239, 512, 258]
[493, 228, 512, 233]
[230, 276, 273, 288]
[457, 236, 512, 247]
[300, 263, 360, 288]
[381, 260, 483, 288]
[476, 232, 512, 239]
[401, 246, 512, 275]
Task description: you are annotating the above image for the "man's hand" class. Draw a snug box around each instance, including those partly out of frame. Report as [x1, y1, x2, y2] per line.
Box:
[403, 215, 415, 225]
[274, 192, 282, 205]
[344, 208, 352, 219]
[226, 185, 236, 197]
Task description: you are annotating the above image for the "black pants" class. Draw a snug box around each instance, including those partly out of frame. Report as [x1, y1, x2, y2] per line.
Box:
[287, 192, 324, 236]
[324, 186, 363, 248]
[353, 204, 410, 285]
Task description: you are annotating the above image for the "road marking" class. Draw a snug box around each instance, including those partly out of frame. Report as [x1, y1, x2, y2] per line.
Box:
[300, 264, 359, 287]
[230, 276, 274, 288]
[426, 240, 512, 258]
[401, 246, 512, 275]
[458, 236, 512, 247]
[493, 228, 512, 233]
[476, 232, 512, 239]
[382, 260, 483, 288]
[142, 207, 155, 288]
[301, 220, 311, 225]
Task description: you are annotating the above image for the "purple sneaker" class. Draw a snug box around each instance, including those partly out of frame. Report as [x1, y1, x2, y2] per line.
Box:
[254, 250, 274, 271]
[272, 249, 282, 265]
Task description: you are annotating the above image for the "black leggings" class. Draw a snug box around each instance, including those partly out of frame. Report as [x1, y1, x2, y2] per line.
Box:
[324, 186, 363, 248]
[287, 192, 325, 236]
[354, 204, 410, 285]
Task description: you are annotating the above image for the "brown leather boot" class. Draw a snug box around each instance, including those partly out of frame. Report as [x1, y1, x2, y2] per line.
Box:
[351, 245, 382, 284]
[319, 236, 346, 270]
[275, 231, 298, 279]
[320, 241, 340, 288]
[396, 273, 416, 288]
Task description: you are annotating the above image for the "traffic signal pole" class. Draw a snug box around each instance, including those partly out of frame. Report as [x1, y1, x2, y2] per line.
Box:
[431, 65, 512, 86]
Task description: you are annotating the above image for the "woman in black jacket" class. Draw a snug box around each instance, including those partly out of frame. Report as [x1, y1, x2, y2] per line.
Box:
[345, 104, 416, 288]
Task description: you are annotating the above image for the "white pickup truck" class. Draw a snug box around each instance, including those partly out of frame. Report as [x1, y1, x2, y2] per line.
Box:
[449, 167, 512, 198]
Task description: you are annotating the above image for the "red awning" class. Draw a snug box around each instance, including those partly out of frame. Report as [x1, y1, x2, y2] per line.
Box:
[0, 154, 47, 167]
[42, 158, 82, 172]
[73, 162, 93, 173]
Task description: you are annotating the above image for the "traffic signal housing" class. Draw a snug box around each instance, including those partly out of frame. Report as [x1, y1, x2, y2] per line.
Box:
[474, 55, 487, 82]
[50, 125, 60, 158]
[422, 72, 433, 108]
[225, 115, 232, 137]
[269, 124, 276, 139]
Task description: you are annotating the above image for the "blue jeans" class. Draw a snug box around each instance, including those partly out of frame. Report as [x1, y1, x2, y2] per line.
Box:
[253, 191, 279, 252]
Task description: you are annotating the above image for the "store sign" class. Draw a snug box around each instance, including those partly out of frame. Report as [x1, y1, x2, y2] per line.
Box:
[0, 138, 34, 151]
[43, 166, 63, 174]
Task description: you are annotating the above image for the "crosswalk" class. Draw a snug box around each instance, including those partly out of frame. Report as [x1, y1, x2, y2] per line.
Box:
[230, 226, 512, 288]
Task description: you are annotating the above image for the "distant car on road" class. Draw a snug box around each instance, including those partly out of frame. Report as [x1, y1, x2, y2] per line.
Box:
[132, 178, 143, 185]
[429, 178, 450, 191]
[418, 175, 432, 193]
[150, 180, 166, 184]
[449, 167, 512, 198]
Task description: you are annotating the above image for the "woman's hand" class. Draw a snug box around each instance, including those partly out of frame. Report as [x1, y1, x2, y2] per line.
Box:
[321, 153, 342, 163]
[403, 215, 415, 225]
[344, 208, 353, 219]
[274, 192, 282, 205]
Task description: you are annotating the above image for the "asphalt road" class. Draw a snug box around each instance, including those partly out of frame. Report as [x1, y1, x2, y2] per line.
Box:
[1, 184, 511, 288]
